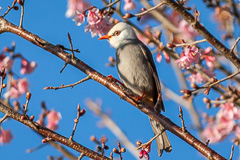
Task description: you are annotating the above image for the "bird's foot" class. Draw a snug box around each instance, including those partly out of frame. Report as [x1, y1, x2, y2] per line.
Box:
[134, 92, 145, 102]
[107, 75, 125, 87]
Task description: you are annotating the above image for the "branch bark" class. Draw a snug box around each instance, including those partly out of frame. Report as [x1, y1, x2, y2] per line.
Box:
[0, 17, 226, 160]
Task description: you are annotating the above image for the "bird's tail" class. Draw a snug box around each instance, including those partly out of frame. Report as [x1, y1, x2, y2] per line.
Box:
[149, 117, 172, 157]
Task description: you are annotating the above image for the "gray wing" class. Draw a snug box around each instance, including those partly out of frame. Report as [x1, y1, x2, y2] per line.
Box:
[138, 41, 165, 112]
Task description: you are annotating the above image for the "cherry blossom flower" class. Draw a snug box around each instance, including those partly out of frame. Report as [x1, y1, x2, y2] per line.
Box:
[156, 51, 170, 63]
[65, 0, 90, 18]
[20, 59, 37, 75]
[156, 53, 162, 63]
[123, 0, 136, 11]
[201, 125, 222, 143]
[46, 110, 62, 131]
[18, 78, 29, 94]
[218, 103, 240, 120]
[178, 20, 198, 40]
[73, 11, 85, 26]
[175, 46, 202, 69]
[0, 54, 12, 70]
[202, 47, 215, 69]
[187, 68, 214, 84]
[0, 128, 13, 144]
[202, 103, 240, 143]
[4, 78, 29, 99]
[139, 144, 151, 160]
[188, 72, 207, 84]
[175, 53, 193, 69]
[85, 8, 112, 37]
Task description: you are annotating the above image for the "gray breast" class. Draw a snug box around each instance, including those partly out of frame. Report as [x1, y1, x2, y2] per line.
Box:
[116, 41, 155, 98]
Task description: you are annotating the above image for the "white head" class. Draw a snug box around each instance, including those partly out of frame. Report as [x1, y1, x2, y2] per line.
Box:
[99, 22, 138, 49]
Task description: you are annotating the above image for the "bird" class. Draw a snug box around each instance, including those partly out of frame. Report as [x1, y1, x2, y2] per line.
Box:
[98, 22, 172, 156]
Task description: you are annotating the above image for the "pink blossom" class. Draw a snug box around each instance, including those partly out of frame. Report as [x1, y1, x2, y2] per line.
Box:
[0, 54, 12, 70]
[18, 78, 29, 94]
[202, 47, 215, 69]
[201, 125, 222, 143]
[184, 46, 201, 63]
[176, 46, 202, 69]
[73, 11, 85, 26]
[178, 20, 198, 40]
[202, 103, 240, 143]
[46, 110, 62, 131]
[20, 59, 37, 75]
[187, 68, 214, 84]
[85, 8, 112, 37]
[156, 51, 170, 63]
[139, 145, 151, 160]
[218, 103, 240, 120]
[188, 72, 207, 84]
[4, 78, 29, 99]
[234, 125, 240, 139]
[175, 52, 193, 69]
[215, 115, 235, 136]
[123, 0, 136, 11]
[0, 128, 13, 144]
[156, 53, 162, 63]
[65, 0, 90, 18]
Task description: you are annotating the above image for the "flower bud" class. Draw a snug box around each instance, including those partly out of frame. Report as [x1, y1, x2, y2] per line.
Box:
[123, 13, 133, 19]
[136, 141, 142, 146]
[113, 148, 119, 154]
[203, 97, 210, 103]
[2, 83, 6, 89]
[17, 0, 23, 5]
[26, 92, 31, 100]
[167, 43, 176, 48]
[13, 6, 19, 10]
[120, 148, 126, 153]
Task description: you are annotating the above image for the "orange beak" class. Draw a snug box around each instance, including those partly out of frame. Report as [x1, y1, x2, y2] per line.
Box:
[98, 35, 112, 40]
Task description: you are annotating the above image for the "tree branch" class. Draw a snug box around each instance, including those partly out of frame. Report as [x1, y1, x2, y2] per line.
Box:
[0, 101, 110, 160]
[161, 0, 240, 69]
[0, 17, 226, 160]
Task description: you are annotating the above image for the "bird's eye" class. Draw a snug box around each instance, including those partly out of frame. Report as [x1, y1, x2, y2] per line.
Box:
[114, 31, 121, 36]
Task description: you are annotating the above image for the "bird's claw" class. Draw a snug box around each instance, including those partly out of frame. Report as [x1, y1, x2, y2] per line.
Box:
[107, 75, 125, 87]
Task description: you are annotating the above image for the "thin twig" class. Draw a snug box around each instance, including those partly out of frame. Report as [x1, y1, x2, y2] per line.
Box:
[44, 76, 91, 90]
[26, 143, 47, 153]
[23, 92, 31, 115]
[190, 70, 240, 94]
[136, 129, 165, 150]
[77, 153, 85, 160]
[60, 62, 68, 73]
[1, 0, 17, 17]
[19, 0, 25, 28]
[101, 0, 120, 10]
[134, 2, 165, 17]
[230, 37, 240, 53]
[178, 106, 186, 133]
[174, 39, 207, 47]
[68, 33, 75, 59]
[0, 114, 8, 124]
[69, 104, 85, 141]
[229, 145, 234, 160]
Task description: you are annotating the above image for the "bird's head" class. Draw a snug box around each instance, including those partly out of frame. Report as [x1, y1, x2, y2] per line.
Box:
[98, 22, 138, 49]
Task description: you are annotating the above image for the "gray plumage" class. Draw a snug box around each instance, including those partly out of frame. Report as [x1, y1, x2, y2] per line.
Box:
[100, 22, 172, 156]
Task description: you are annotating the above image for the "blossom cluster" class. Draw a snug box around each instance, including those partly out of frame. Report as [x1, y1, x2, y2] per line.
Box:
[202, 103, 240, 143]
[175, 46, 202, 69]
[66, 0, 112, 37]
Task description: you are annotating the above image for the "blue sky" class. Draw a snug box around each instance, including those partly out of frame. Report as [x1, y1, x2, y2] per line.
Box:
[0, 0, 239, 160]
